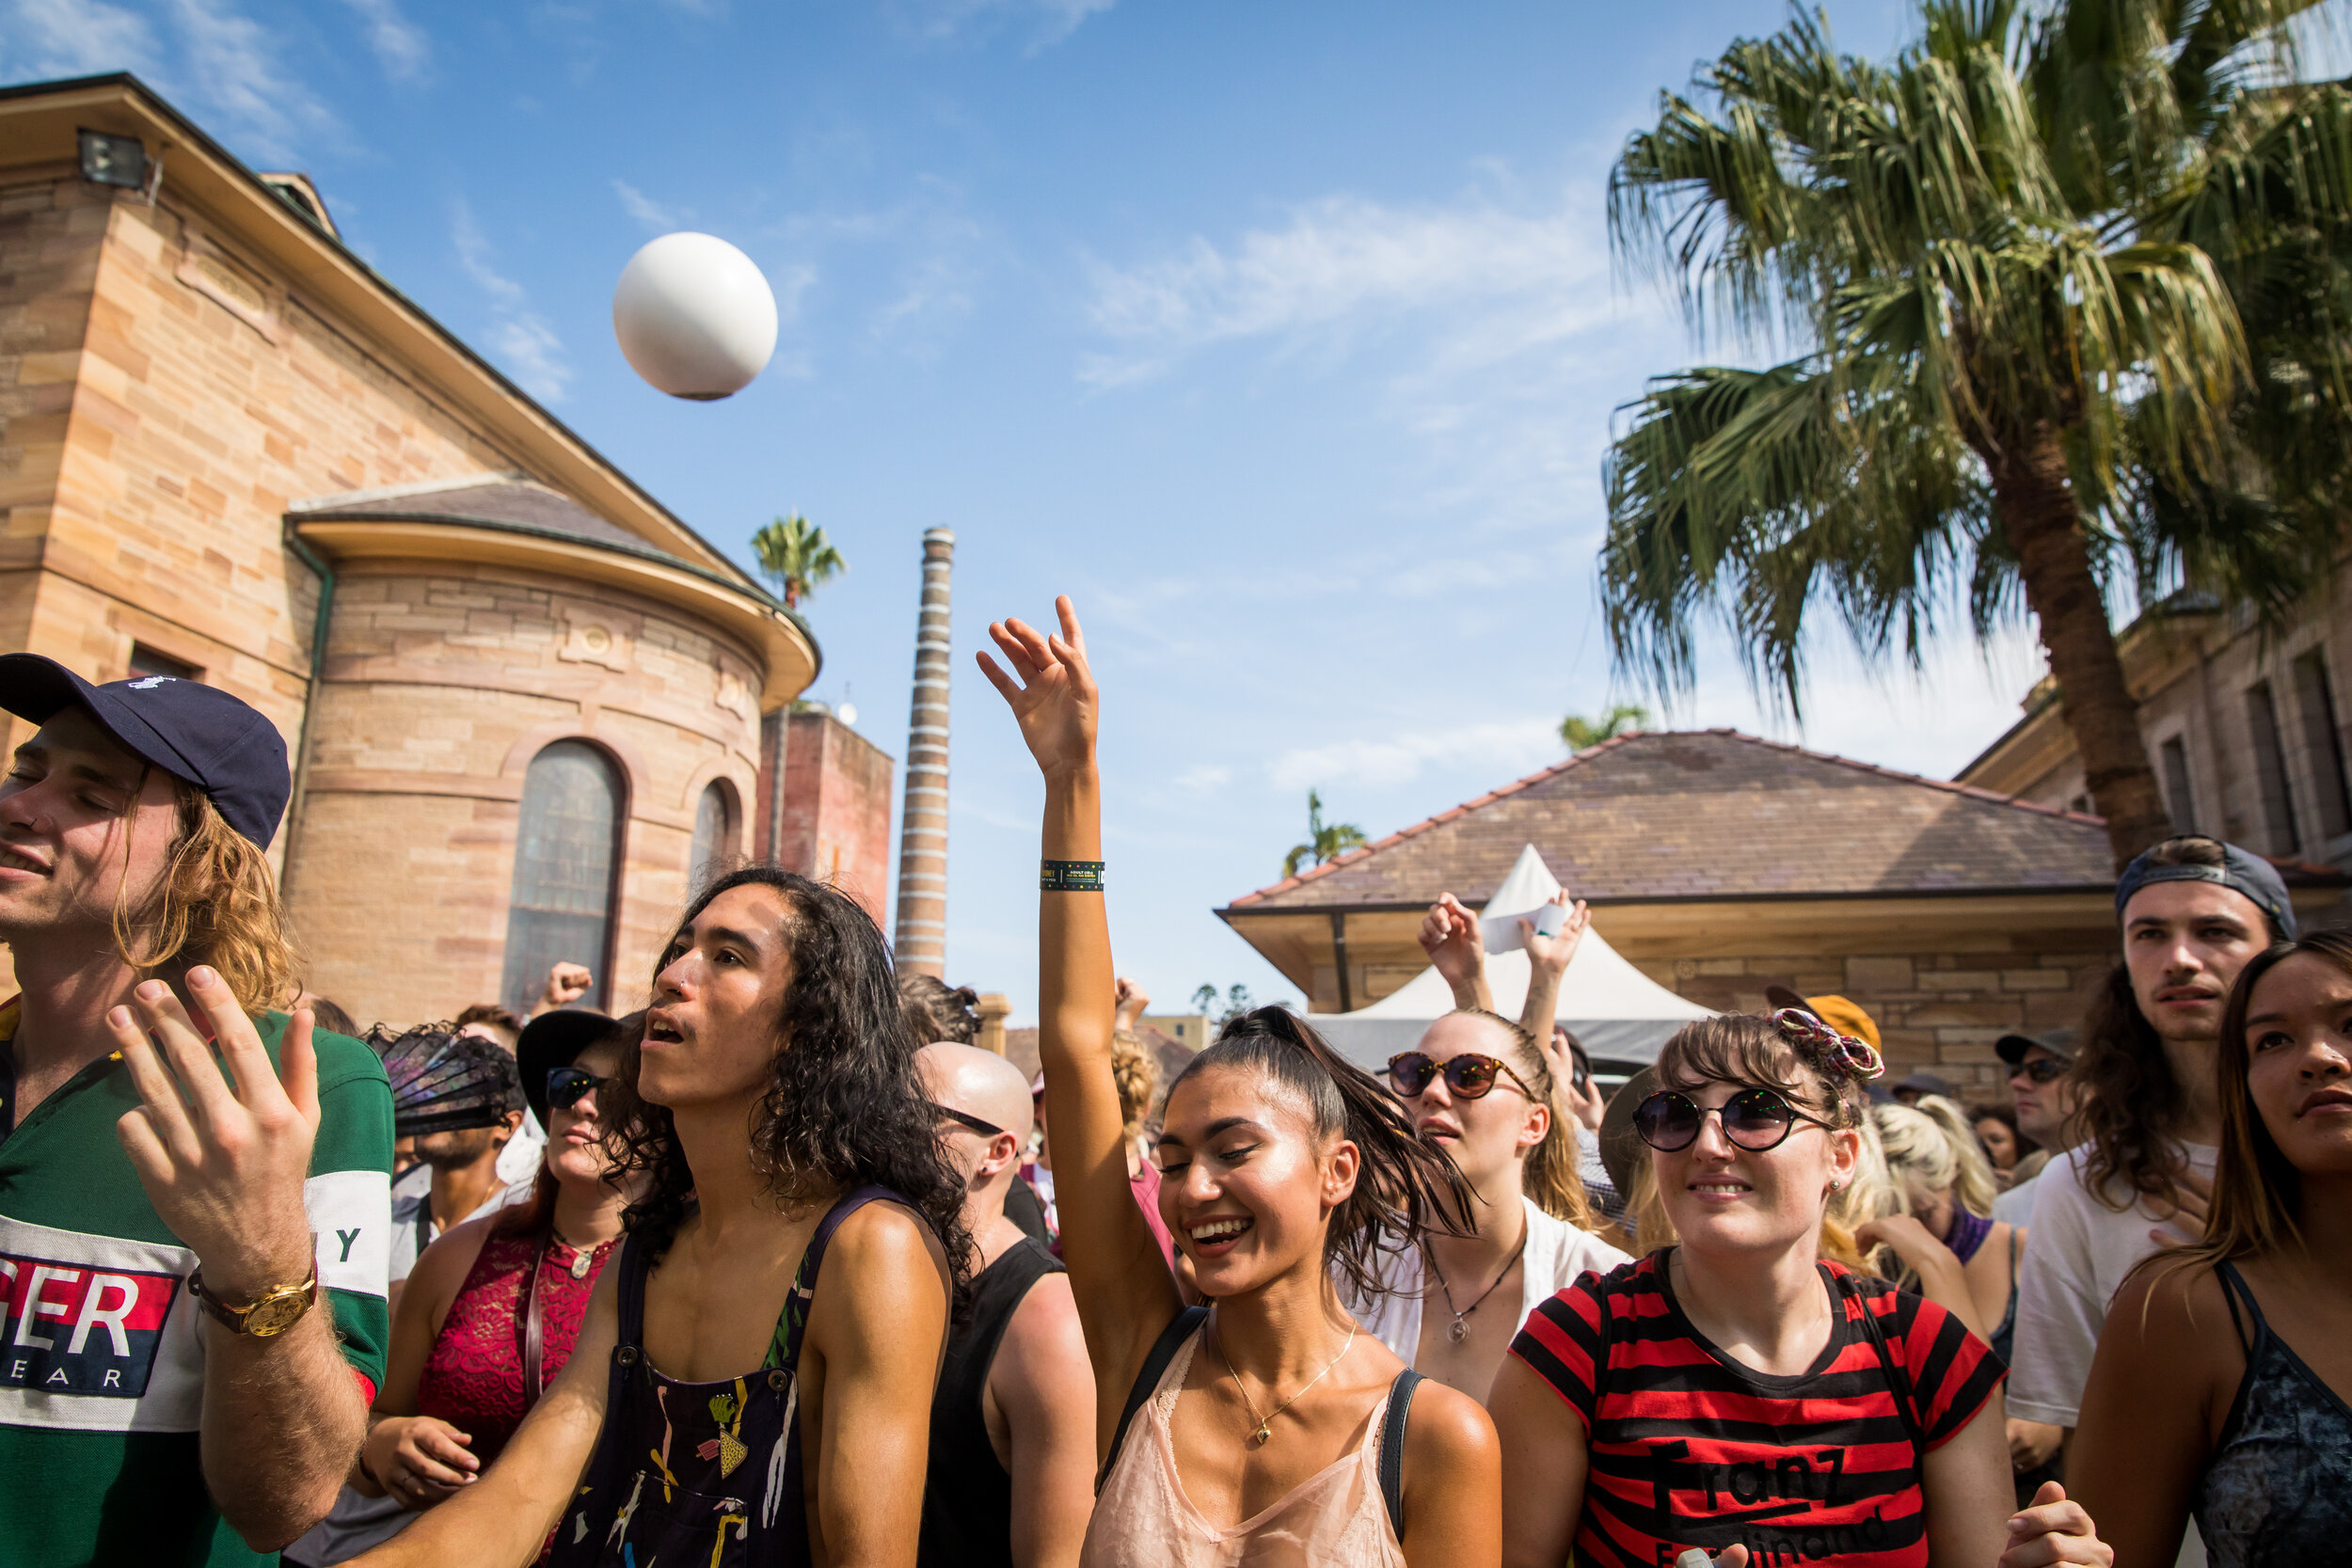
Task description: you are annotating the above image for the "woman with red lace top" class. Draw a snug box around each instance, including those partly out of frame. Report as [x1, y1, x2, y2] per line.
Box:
[293, 1011, 637, 1563]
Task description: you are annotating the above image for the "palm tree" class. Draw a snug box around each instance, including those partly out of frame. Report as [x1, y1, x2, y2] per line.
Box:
[1282, 789, 1369, 879]
[751, 514, 846, 610]
[1600, 0, 2352, 868]
[1562, 704, 1652, 751]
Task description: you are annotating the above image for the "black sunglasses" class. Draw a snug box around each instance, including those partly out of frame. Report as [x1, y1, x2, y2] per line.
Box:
[2010, 1058, 2067, 1085]
[930, 1101, 1007, 1138]
[1633, 1086, 1835, 1153]
[546, 1067, 611, 1113]
[1387, 1051, 1534, 1101]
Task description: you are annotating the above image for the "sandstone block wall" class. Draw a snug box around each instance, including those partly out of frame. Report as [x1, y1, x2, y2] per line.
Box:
[761, 709, 895, 928]
[288, 561, 762, 1026]
[1640, 928, 2118, 1101]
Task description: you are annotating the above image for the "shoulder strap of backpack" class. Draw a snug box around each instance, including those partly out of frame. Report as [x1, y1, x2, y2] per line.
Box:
[1378, 1368, 1423, 1542]
[1096, 1306, 1209, 1495]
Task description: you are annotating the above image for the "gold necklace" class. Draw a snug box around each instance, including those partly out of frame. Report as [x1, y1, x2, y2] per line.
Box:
[1210, 1312, 1358, 1447]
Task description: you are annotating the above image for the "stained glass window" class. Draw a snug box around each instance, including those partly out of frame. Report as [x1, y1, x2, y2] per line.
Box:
[501, 741, 621, 1016]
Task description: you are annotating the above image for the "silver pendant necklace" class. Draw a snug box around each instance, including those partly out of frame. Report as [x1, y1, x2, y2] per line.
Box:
[1426, 1234, 1527, 1344]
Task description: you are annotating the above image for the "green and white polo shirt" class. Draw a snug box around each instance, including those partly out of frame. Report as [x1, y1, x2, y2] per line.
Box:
[0, 1000, 392, 1566]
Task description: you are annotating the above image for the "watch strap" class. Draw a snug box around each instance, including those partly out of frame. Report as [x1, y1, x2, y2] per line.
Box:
[188, 1264, 318, 1336]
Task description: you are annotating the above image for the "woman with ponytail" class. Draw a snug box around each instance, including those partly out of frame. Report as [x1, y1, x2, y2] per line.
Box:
[980, 597, 1502, 1568]
[1492, 1011, 2113, 1568]
[1857, 1096, 2017, 1347]
[1346, 1009, 1628, 1404]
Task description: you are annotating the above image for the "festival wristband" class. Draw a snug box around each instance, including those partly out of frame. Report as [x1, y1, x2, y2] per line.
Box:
[1040, 860, 1104, 893]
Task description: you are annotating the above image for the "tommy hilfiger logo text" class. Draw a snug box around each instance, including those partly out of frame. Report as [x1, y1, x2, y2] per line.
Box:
[0, 1253, 180, 1398]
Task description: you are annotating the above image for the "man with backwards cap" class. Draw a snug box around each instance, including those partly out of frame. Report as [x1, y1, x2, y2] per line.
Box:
[2007, 835, 2296, 1510]
[0, 657, 392, 1563]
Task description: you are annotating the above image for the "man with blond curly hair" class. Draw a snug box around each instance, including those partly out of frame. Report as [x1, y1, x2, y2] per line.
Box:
[0, 656, 391, 1565]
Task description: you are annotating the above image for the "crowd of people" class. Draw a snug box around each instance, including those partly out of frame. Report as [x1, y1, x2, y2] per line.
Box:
[0, 602, 2343, 1567]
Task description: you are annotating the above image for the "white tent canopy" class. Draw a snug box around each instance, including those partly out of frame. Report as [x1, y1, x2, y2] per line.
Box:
[1307, 845, 1714, 1074]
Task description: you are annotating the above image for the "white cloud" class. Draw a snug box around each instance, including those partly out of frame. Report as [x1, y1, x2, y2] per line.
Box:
[889, 0, 1114, 51]
[160, 0, 339, 166]
[452, 201, 572, 402]
[2, 0, 159, 77]
[336, 0, 430, 83]
[612, 178, 688, 233]
[1268, 717, 1565, 794]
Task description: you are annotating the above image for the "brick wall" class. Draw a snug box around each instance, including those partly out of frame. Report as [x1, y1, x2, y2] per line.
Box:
[762, 709, 895, 927]
[1638, 927, 2118, 1101]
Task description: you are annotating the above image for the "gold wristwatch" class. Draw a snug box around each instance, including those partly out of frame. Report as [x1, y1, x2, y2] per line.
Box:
[187, 1265, 319, 1338]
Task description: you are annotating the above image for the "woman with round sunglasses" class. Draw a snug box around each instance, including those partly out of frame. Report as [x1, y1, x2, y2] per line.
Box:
[2067, 928, 2352, 1567]
[983, 597, 1502, 1567]
[1491, 1011, 2115, 1568]
[290, 1013, 638, 1564]
[1345, 1011, 1626, 1405]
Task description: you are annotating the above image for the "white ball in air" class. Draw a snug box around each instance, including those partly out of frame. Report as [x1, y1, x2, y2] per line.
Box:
[612, 232, 778, 401]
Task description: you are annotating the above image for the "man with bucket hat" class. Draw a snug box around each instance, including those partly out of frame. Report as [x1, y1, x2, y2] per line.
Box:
[0, 656, 392, 1564]
[2007, 834, 2295, 1519]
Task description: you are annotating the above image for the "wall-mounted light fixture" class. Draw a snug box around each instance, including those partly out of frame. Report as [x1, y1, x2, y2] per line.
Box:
[78, 130, 163, 203]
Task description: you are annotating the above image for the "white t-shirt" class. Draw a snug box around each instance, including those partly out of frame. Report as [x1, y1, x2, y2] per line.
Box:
[1992, 1171, 2040, 1227]
[2008, 1140, 2218, 1426]
[496, 1108, 547, 1185]
[385, 1161, 535, 1287]
[1343, 1196, 1631, 1365]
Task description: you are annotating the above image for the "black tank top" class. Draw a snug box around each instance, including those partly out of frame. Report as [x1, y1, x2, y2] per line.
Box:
[917, 1235, 1064, 1568]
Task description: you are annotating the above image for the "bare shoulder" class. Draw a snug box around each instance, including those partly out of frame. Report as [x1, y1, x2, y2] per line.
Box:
[1402, 1376, 1501, 1472]
[1003, 1268, 1083, 1349]
[2107, 1256, 2231, 1357]
[993, 1273, 1091, 1407]
[405, 1212, 502, 1318]
[823, 1199, 950, 1301]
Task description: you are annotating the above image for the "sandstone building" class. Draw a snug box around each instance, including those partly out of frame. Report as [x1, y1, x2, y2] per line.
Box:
[1958, 566, 2352, 879]
[1219, 729, 2346, 1094]
[0, 74, 841, 1022]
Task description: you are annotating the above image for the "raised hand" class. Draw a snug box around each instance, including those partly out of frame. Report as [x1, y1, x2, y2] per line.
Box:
[1114, 976, 1150, 1033]
[1417, 894, 1486, 994]
[111, 969, 319, 1300]
[977, 595, 1098, 783]
[539, 960, 594, 1014]
[1520, 893, 1591, 980]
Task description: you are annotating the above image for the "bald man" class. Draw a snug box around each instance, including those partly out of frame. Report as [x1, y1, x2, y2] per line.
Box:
[915, 1044, 1097, 1568]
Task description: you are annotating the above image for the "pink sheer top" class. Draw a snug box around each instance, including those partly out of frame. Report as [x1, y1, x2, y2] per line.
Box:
[1080, 1325, 1406, 1568]
[412, 1227, 615, 1466]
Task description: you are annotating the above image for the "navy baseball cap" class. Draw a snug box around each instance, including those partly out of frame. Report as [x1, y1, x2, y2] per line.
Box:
[0, 655, 290, 849]
[2114, 835, 2296, 941]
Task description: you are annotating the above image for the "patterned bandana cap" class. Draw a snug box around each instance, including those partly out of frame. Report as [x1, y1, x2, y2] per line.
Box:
[2113, 836, 2297, 941]
[1772, 1006, 1886, 1083]
[373, 1024, 524, 1137]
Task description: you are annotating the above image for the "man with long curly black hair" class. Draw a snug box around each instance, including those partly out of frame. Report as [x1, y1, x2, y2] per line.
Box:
[346, 866, 973, 1568]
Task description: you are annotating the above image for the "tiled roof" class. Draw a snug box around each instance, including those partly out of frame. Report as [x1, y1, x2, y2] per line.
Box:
[1226, 729, 2133, 911]
[299, 477, 666, 558]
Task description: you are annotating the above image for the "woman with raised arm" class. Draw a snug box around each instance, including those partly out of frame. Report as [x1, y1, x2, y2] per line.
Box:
[1344, 1007, 1628, 1404]
[350, 869, 966, 1568]
[978, 596, 1501, 1568]
[1490, 1009, 2114, 1568]
[2069, 927, 2352, 1567]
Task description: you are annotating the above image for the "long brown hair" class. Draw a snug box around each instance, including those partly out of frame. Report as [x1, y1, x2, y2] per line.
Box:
[2151, 930, 2352, 1283]
[2074, 960, 2193, 1212]
[112, 776, 301, 1015]
[1446, 1009, 1595, 1228]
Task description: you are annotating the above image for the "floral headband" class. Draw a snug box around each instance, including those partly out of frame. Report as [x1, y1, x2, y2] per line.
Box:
[1772, 1006, 1885, 1083]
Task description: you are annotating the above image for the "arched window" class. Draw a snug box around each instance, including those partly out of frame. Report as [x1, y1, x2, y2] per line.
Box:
[690, 778, 739, 886]
[501, 740, 623, 1016]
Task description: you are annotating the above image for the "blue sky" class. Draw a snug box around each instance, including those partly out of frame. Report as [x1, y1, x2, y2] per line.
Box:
[6, 0, 2059, 1021]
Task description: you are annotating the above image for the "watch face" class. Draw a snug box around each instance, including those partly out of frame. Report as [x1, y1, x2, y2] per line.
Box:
[245, 1293, 310, 1338]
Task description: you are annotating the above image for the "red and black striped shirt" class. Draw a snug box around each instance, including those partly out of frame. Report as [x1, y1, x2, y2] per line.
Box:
[1509, 1252, 2002, 1568]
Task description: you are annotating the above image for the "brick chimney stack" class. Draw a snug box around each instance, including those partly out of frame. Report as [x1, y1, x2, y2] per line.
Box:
[892, 528, 954, 976]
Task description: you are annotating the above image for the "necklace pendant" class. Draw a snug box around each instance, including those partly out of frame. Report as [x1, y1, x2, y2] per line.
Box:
[569, 1250, 592, 1280]
[1250, 1424, 1271, 1447]
[1447, 1316, 1470, 1345]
